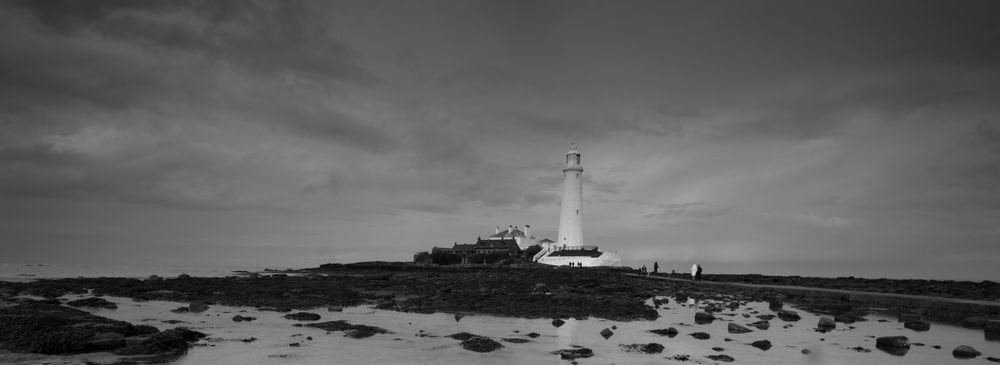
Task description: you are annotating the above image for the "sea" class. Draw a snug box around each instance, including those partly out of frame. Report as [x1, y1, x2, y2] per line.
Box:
[0, 263, 266, 282]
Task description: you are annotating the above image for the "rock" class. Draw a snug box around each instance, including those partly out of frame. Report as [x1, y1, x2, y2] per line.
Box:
[526, 332, 540, 338]
[690, 332, 710, 340]
[502, 338, 530, 343]
[454, 312, 465, 322]
[461, 336, 503, 352]
[66, 297, 118, 310]
[304, 320, 390, 339]
[727, 323, 753, 334]
[232, 315, 256, 322]
[768, 298, 783, 311]
[850, 346, 871, 353]
[289, 342, 300, 347]
[986, 356, 1000, 362]
[552, 319, 566, 328]
[817, 316, 835, 330]
[986, 320, 1000, 341]
[695, 312, 715, 324]
[170, 306, 190, 313]
[952, 345, 981, 359]
[801, 349, 811, 354]
[756, 314, 776, 320]
[904, 320, 930, 332]
[748, 320, 770, 330]
[875, 336, 910, 356]
[706, 354, 734, 362]
[620, 343, 664, 354]
[777, 310, 801, 321]
[712, 347, 724, 351]
[327, 306, 343, 312]
[600, 328, 614, 339]
[177, 273, 191, 280]
[112, 328, 206, 356]
[649, 327, 678, 338]
[552, 347, 594, 360]
[146, 275, 163, 282]
[284, 312, 321, 321]
[0, 302, 169, 355]
[188, 301, 209, 313]
[751, 340, 771, 351]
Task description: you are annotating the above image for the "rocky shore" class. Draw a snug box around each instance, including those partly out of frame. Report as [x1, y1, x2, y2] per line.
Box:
[1, 263, 998, 363]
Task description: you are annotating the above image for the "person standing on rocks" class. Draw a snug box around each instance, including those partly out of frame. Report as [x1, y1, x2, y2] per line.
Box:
[691, 263, 698, 281]
[696, 264, 703, 281]
[653, 262, 659, 274]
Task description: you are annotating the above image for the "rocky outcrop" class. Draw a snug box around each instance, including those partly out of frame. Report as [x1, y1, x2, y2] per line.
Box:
[620, 343, 664, 354]
[284, 312, 321, 321]
[600, 328, 614, 339]
[952, 345, 981, 359]
[303, 320, 390, 339]
[0, 302, 200, 356]
[750, 340, 771, 351]
[232, 315, 256, 322]
[461, 336, 503, 352]
[777, 310, 801, 321]
[552, 319, 566, 328]
[748, 320, 770, 330]
[66, 297, 118, 310]
[875, 336, 910, 356]
[706, 354, 734, 362]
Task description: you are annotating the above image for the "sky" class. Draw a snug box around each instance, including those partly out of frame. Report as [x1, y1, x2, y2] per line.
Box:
[1, 0, 999, 281]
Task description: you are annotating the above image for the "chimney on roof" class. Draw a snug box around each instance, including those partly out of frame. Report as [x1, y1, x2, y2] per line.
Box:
[525, 225, 532, 246]
[508, 225, 513, 235]
[496, 226, 500, 234]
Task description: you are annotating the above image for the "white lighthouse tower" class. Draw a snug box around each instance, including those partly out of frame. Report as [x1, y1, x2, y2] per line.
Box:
[557, 143, 584, 248]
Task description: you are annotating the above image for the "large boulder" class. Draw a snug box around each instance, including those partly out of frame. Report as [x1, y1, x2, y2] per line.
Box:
[706, 354, 734, 362]
[953, 345, 981, 359]
[552, 319, 566, 328]
[751, 340, 772, 351]
[695, 312, 715, 324]
[875, 336, 910, 356]
[600, 328, 614, 339]
[690, 332, 710, 340]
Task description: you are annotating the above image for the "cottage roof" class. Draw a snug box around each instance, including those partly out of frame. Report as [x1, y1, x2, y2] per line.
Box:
[488, 229, 525, 239]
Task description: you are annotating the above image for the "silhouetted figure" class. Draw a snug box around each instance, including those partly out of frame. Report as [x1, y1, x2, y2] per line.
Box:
[641, 265, 647, 274]
[696, 264, 703, 281]
[578, 262, 582, 267]
[653, 262, 659, 274]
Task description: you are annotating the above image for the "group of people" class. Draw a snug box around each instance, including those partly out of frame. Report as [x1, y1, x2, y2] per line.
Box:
[691, 263, 704, 281]
[567, 262, 583, 267]
[639, 262, 659, 275]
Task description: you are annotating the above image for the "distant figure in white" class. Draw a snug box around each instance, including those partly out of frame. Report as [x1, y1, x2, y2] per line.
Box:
[691, 263, 697, 281]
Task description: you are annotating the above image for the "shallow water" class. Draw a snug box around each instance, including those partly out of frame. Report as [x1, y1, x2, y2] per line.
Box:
[3, 293, 997, 364]
[0, 263, 258, 282]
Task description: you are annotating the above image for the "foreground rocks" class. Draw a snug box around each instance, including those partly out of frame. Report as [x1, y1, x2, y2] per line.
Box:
[875, 336, 910, 356]
[953, 345, 981, 359]
[303, 320, 391, 339]
[0, 302, 201, 356]
[620, 343, 664, 354]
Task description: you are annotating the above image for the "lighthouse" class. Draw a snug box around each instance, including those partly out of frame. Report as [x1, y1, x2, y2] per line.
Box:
[557, 143, 584, 247]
